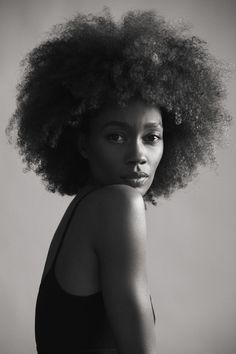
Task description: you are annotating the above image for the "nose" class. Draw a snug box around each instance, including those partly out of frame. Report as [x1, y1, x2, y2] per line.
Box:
[125, 139, 147, 165]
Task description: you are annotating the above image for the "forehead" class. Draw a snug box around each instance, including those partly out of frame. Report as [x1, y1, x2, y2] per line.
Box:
[92, 100, 162, 130]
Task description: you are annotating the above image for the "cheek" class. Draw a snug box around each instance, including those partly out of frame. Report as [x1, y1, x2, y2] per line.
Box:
[151, 144, 164, 171]
[88, 140, 118, 169]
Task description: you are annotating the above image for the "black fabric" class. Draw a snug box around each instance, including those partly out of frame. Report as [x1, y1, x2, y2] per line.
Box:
[35, 188, 156, 353]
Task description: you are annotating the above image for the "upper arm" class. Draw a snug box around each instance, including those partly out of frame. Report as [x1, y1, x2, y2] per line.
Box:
[94, 185, 148, 295]
[90, 185, 157, 354]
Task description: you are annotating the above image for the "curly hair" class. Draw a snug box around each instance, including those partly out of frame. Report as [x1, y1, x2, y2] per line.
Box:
[6, 7, 231, 205]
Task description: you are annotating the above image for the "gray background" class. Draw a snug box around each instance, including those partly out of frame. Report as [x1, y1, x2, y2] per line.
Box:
[1, 0, 236, 353]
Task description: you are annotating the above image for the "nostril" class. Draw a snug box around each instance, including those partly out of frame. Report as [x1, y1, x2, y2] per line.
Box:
[126, 156, 147, 165]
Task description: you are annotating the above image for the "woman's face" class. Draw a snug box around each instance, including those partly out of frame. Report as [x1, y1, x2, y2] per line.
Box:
[80, 100, 164, 196]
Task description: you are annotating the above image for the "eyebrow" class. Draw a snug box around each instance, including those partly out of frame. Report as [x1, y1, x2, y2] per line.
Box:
[102, 121, 163, 129]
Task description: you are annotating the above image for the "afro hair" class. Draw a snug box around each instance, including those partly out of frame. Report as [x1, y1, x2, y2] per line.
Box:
[6, 7, 232, 204]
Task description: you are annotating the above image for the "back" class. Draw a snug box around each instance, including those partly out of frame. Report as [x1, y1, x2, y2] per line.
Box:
[35, 187, 117, 353]
[35, 185, 156, 353]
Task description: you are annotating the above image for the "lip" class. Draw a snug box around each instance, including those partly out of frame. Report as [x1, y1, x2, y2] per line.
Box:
[121, 172, 149, 179]
[121, 176, 149, 187]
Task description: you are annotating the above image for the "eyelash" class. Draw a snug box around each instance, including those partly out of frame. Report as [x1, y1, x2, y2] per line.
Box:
[106, 133, 125, 143]
[143, 134, 161, 143]
[106, 133, 161, 144]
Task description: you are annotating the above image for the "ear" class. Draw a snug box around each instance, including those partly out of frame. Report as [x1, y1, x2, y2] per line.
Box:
[77, 132, 88, 159]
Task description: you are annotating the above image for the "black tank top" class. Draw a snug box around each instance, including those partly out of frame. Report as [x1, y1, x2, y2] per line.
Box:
[35, 187, 156, 354]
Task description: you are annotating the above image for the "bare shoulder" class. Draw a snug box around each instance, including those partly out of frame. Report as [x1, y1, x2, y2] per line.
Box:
[83, 185, 146, 232]
[69, 185, 144, 237]
[85, 184, 145, 214]
[84, 185, 147, 253]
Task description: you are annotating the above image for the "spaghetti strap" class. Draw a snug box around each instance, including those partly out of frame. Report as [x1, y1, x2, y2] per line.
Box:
[35, 184, 155, 352]
[51, 186, 97, 269]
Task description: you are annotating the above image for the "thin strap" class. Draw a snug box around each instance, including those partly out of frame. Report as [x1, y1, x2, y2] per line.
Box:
[52, 186, 97, 268]
[150, 295, 156, 324]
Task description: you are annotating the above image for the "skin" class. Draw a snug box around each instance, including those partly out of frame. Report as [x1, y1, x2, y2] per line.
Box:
[76, 100, 163, 353]
[79, 99, 164, 196]
[42, 100, 163, 353]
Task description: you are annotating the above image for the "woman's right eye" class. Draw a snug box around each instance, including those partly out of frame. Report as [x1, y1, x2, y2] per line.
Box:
[106, 133, 125, 143]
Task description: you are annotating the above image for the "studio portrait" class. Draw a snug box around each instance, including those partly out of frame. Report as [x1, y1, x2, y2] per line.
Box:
[1, 1, 235, 353]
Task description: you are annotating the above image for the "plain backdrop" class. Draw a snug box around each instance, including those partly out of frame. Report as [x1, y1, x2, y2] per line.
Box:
[1, 0, 236, 353]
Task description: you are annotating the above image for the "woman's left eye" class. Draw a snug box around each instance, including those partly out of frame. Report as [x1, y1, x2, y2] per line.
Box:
[143, 134, 161, 143]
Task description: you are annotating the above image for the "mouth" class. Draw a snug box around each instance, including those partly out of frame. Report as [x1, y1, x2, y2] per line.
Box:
[121, 173, 149, 188]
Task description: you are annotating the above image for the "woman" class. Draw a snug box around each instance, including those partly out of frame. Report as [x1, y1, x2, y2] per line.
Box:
[6, 8, 231, 354]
